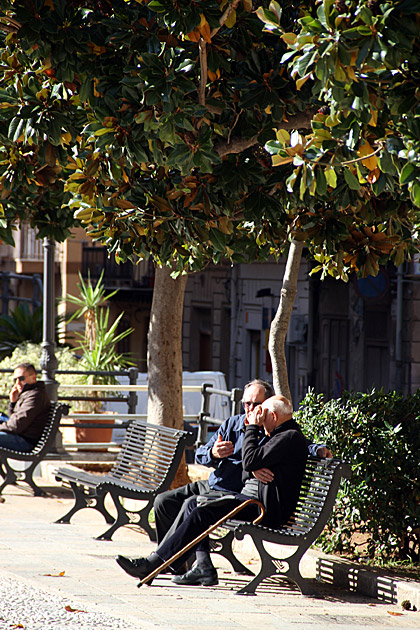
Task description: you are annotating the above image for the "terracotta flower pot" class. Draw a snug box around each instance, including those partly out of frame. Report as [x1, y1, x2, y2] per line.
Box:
[75, 414, 115, 452]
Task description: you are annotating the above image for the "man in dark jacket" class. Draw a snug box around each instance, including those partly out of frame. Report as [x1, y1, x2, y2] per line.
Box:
[116, 395, 308, 587]
[0, 363, 50, 451]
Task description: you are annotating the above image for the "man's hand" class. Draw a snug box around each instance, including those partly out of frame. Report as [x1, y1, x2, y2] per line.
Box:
[252, 467, 274, 484]
[317, 446, 332, 458]
[211, 434, 234, 459]
[246, 404, 267, 426]
[9, 383, 20, 404]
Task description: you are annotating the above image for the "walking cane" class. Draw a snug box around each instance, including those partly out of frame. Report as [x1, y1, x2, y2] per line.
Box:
[138, 498, 265, 587]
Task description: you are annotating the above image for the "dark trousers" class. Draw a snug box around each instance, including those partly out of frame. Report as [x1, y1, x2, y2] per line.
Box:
[153, 480, 211, 544]
[155, 494, 259, 571]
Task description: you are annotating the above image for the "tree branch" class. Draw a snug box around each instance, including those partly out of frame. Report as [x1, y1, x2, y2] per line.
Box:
[215, 110, 314, 157]
[211, 0, 241, 38]
[215, 135, 259, 157]
[341, 145, 382, 166]
[198, 38, 207, 107]
[0, 16, 21, 34]
[277, 110, 315, 131]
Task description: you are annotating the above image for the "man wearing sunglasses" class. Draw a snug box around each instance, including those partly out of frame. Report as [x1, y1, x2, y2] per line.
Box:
[0, 363, 50, 452]
[117, 379, 330, 585]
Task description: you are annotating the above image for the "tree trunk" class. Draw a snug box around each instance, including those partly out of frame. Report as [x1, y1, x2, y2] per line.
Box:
[147, 265, 190, 486]
[147, 265, 187, 428]
[268, 239, 304, 403]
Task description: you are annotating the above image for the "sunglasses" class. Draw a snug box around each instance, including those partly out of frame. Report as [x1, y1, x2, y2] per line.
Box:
[242, 401, 261, 409]
[15, 375, 25, 382]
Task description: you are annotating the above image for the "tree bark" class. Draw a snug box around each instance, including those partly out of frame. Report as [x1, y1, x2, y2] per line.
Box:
[147, 265, 190, 486]
[268, 239, 304, 403]
[147, 265, 187, 429]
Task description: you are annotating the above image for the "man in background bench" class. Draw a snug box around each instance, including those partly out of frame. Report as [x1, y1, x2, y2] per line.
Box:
[0, 363, 50, 452]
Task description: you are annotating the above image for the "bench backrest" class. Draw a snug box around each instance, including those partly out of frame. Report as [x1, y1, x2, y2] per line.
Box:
[31, 402, 70, 455]
[279, 456, 351, 537]
[109, 419, 193, 492]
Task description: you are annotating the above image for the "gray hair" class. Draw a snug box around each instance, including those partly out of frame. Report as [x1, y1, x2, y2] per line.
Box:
[264, 395, 293, 419]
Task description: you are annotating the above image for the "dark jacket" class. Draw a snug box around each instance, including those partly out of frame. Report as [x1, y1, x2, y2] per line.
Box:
[2, 381, 50, 442]
[242, 419, 308, 528]
[195, 413, 323, 493]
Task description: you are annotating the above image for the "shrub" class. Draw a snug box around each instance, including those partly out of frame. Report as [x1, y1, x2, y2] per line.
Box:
[295, 389, 420, 563]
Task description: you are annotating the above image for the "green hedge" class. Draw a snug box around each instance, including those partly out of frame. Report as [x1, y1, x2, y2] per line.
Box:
[294, 389, 420, 563]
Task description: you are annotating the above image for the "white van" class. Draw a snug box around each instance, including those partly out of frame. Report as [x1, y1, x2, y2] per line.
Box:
[104, 371, 232, 443]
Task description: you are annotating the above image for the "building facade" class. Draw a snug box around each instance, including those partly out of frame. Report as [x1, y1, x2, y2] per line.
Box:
[0, 227, 418, 407]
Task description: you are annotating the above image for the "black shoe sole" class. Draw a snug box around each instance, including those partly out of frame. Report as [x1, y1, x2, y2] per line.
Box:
[172, 575, 218, 586]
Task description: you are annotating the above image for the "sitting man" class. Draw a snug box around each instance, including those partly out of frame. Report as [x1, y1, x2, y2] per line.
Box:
[0, 363, 50, 452]
[145, 379, 330, 585]
[116, 394, 309, 587]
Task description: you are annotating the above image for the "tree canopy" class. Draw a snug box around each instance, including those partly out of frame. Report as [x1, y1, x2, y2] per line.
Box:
[0, 0, 418, 278]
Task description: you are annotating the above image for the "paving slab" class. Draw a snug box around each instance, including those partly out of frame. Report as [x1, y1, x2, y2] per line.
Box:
[0, 478, 419, 630]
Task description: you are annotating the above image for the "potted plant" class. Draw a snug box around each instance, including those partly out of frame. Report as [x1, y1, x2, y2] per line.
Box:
[63, 272, 134, 445]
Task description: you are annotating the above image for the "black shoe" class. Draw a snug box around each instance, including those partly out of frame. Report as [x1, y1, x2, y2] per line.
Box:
[116, 555, 154, 583]
[172, 562, 218, 586]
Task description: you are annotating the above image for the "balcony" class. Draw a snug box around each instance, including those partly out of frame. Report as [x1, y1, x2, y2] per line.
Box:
[11, 225, 60, 274]
[81, 245, 155, 299]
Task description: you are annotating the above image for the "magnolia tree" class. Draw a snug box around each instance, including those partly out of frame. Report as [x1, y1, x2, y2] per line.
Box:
[0, 0, 419, 413]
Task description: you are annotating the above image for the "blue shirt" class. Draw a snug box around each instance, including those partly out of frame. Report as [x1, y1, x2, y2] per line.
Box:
[195, 413, 325, 493]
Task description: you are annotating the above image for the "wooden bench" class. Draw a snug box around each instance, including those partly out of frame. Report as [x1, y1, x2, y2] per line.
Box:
[0, 402, 69, 496]
[54, 419, 194, 541]
[209, 456, 351, 595]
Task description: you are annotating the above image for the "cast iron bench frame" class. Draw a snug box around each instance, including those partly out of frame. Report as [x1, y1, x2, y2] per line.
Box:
[54, 419, 194, 541]
[209, 456, 351, 595]
[0, 402, 69, 496]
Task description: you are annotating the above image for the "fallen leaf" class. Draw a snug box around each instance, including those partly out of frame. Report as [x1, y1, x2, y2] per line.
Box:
[65, 605, 86, 613]
[387, 611, 403, 616]
[43, 571, 65, 577]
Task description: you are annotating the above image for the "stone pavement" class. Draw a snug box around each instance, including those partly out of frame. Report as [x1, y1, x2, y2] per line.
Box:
[0, 478, 419, 630]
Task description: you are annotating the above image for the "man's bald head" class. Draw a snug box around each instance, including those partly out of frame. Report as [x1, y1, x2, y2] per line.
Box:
[262, 395, 293, 420]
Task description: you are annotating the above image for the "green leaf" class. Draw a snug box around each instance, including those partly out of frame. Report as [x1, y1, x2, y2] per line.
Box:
[9, 117, 25, 142]
[344, 168, 361, 190]
[409, 181, 420, 207]
[400, 162, 418, 185]
[315, 167, 327, 196]
[324, 167, 337, 188]
[378, 152, 397, 176]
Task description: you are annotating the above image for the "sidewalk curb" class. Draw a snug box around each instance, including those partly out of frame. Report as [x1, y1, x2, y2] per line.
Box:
[303, 549, 420, 609]
[237, 537, 420, 608]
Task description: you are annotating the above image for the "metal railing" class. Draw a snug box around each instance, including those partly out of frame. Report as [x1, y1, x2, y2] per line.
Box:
[0, 367, 139, 412]
[0, 365, 243, 457]
[196, 383, 243, 445]
[0, 272, 43, 315]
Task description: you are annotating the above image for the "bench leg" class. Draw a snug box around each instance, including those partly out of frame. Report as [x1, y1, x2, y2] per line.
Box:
[97, 494, 156, 542]
[235, 535, 281, 595]
[235, 535, 316, 596]
[21, 460, 46, 496]
[55, 482, 114, 525]
[0, 459, 18, 495]
[210, 529, 254, 576]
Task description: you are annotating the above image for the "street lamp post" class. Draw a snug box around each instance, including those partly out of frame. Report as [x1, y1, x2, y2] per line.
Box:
[40, 237, 58, 401]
